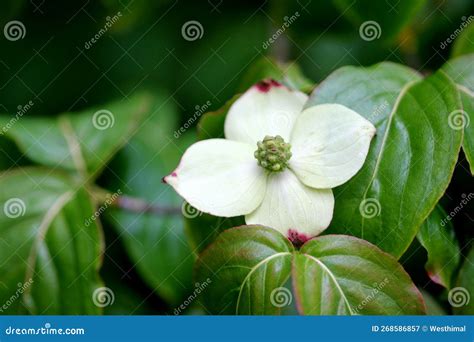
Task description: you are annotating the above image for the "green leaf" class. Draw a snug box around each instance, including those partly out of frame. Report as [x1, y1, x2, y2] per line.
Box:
[332, 0, 426, 42]
[442, 54, 474, 173]
[451, 22, 474, 58]
[0, 168, 103, 314]
[0, 93, 154, 179]
[452, 247, 474, 315]
[421, 290, 446, 315]
[195, 226, 294, 315]
[185, 214, 245, 255]
[417, 205, 460, 289]
[195, 226, 425, 315]
[105, 96, 194, 305]
[306, 63, 462, 258]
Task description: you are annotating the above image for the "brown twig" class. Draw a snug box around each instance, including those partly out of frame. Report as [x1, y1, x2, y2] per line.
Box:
[90, 186, 182, 216]
[113, 195, 182, 216]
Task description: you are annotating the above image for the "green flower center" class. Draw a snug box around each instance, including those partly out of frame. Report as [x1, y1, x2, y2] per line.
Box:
[254, 135, 292, 172]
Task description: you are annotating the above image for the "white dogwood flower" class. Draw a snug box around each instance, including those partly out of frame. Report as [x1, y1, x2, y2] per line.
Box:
[165, 80, 376, 244]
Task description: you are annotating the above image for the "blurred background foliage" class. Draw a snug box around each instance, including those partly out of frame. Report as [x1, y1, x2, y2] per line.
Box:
[0, 0, 473, 314]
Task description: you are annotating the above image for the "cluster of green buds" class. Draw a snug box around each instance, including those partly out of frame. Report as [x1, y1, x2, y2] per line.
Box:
[254, 135, 292, 172]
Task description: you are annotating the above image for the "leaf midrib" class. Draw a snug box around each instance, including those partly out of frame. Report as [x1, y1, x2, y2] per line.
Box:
[23, 190, 75, 305]
[235, 252, 291, 314]
[59, 117, 88, 179]
[301, 253, 354, 315]
[233, 250, 356, 315]
[359, 80, 417, 239]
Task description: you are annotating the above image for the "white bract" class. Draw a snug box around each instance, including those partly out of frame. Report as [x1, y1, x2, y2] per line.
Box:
[165, 80, 376, 244]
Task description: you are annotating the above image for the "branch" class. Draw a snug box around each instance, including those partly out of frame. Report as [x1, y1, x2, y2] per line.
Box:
[113, 195, 182, 216]
[90, 187, 182, 216]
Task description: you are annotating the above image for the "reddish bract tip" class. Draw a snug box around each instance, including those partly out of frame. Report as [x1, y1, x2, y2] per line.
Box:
[288, 229, 310, 247]
[162, 172, 177, 184]
[255, 79, 282, 93]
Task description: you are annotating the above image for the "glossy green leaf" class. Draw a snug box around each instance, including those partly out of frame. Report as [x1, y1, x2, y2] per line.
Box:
[453, 247, 474, 315]
[306, 63, 462, 258]
[195, 226, 425, 315]
[0, 168, 103, 314]
[451, 22, 474, 57]
[442, 54, 474, 173]
[332, 0, 426, 42]
[105, 96, 194, 305]
[421, 290, 446, 315]
[0, 93, 154, 179]
[417, 205, 460, 289]
[185, 214, 245, 255]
